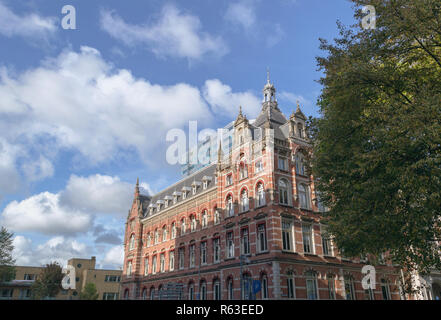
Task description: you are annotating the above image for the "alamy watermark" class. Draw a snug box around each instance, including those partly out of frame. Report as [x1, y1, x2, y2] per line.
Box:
[361, 5, 376, 30]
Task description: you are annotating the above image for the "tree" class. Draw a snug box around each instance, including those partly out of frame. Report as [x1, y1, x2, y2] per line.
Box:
[79, 282, 99, 300]
[0, 226, 15, 283]
[309, 0, 441, 293]
[31, 262, 64, 299]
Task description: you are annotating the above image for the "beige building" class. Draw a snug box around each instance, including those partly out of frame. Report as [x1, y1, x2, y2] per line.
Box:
[0, 257, 122, 300]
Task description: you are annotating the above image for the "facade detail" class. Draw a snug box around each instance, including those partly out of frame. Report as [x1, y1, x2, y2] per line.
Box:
[121, 78, 403, 300]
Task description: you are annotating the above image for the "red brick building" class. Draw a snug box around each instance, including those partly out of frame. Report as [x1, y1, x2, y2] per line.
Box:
[121, 79, 402, 300]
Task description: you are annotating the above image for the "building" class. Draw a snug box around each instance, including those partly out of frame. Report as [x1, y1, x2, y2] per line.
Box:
[121, 77, 402, 300]
[0, 257, 122, 300]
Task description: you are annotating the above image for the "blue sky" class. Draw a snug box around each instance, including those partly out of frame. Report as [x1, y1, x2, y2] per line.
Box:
[0, 0, 356, 269]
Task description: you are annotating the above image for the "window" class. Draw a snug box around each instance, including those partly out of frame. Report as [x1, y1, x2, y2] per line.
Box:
[203, 180, 208, 190]
[124, 289, 129, 300]
[282, 220, 293, 251]
[190, 215, 197, 232]
[105, 275, 121, 282]
[200, 281, 207, 300]
[226, 174, 233, 186]
[154, 229, 159, 244]
[295, 153, 305, 175]
[129, 234, 135, 250]
[227, 278, 234, 300]
[240, 189, 249, 212]
[316, 192, 327, 212]
[240, 228, 250, 255]
[178, 248, 185, 269]
[162, 226, 167, 242]
[279, 179, 289, 205]
[287, 276, 295, 299]
[381, 279, 391, 300]
[227, 232, 235, 258]
[256, 183, 266, 207]
[188, 283, 194, 300]
[146, 233, 151, 247]
[127, 261, 132, 277]
[192, 185, 197, 195]
[344, 276, 356, 300]
[150, 287, 155, 300]
[257, 224, 268, 252]
[305, 271, 318, 300]
[142, 288, 148, 300]
[226, 195, 234, 217]
[298, 123, 304, 138]
[328, 275, 336, 300]
[365, 288, 375, 300]
[103, 292, 119, 300]
[299, 184, 310, 209]
[183, 191, 187, 200]
[181, 219, 186, 235]
[144, 257, 149, 276]
[23, 274, 36, 280]
[173, 195, 178, 204]
[214, 209, 220, 224]
[261, 275, 268, 299]
[200, 241, 207, 265]
[213, 280, 221, 300]
[255, 160, 263, 173]
[213, 238, 220, 263]
[169, 251, 175, 271]
[201, 210, 208, 228]
[278, 157, 287, 171]
[189, 244, 196, 268]
[171, 223, 176, 239]
[302, 224, 313, 254]
[321, 227, 333, 256]
[239, 162, 248, 179]
[152, 255, 158, 274]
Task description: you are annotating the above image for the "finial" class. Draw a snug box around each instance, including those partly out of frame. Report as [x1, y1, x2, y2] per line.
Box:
[266, 67, 270, 84]
[239, 105, 243, 115]
[135, 177, 140, 195]
[296, 100, 300, 111]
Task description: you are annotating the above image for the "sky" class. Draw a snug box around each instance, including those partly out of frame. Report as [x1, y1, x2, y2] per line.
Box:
[0, 0, 357, 269]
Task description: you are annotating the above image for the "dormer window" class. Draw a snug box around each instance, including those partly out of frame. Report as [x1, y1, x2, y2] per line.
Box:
[183, 192, 187, 200]
[203, 181, 208, 190]
[192, 185, 197, 195]
[298, 123, 304, 138]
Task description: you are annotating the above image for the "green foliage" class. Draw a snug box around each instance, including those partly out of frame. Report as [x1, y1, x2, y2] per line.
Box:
[79, 282, 99, 300]
[310, 0, 441, 292]
[31, 262, 64, 299]
[0, 226, 16, 282]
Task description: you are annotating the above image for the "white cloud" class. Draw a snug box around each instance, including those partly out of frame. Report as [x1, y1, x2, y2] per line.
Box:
[100, 5, 228, 60]
[279, 91, 311, 106]
[13, 235, 90, 266]
[0, 138, 21, 195]
[59, 174, 133, 216]
[139, 182, 154, 196]
[1, 191, 92, 236]
[225, 1, 257, 31]
[102, 245, 124, 269]
[21, 155, 54, 182]
[266, 23, 285, 47]
[0, 1, 57, 39]
[203, 79, 261, 118]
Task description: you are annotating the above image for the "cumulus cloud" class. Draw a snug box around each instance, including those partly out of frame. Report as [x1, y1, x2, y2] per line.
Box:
[0, 1, 57, 39]
[100, 4, 228, 60]
[59, 174, 133, 216]
[0, 138, 21, 195]
[225, 1, 257, 31]
[203, 79, 261, 118]
[101, 245, 124, 269]
[279, 91, 311, 107]
[13, 235, 90, 266]
[1, 191, 92, 236]
[0, 46, 213, 170]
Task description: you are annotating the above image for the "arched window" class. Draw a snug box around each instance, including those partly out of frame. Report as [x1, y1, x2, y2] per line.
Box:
[144, 257, 149, 276]
[256, 182, 265, 207]
[127, 261, 132, 277]
[239, 162, 248, 179]
[261, 275, 268, 299]
[152, 256, 157, 274]
[213, 279, 221, 300]
[162, 226, 167, 242]
[298, 123, 304, 138]
[142, 287, 147, 300]
[381, 279, 391, 300]
[295, 153, 305, 175]
[201, 210, 208, 228]
[200, 280, 207, 300]
[158, 285, 164, 300]
[242, 273, 252, 300]
[171, 222, 176, 239]
[305, 271, 318, 300]
[129, 234, 135, 250]
[181, 218, 186, 235]
[146, 233, 151, 247]
[344, 275, 356, 300]
[240, 189, 249, 212]
[299, 184, 310, 209]
[150, 287, 155, 300]
[124, 289, 129, 300]
[169, 251, 175, 271]
[279, 179, 289, 205]
[214, 208, 220, 224]
[190, 215, 197, 232]
[226, 195, 234, 217]
[188, 282, 194, 300]
[227, 277, 234, 300]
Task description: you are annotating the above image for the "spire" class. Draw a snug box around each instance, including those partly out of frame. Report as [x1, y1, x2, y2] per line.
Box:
[267, 67, 270, 84]
[234, 105, 248, 126]
[294, 100, 306, 120]
[217, 140, 223, 163]
[134, 177, 140, 198]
